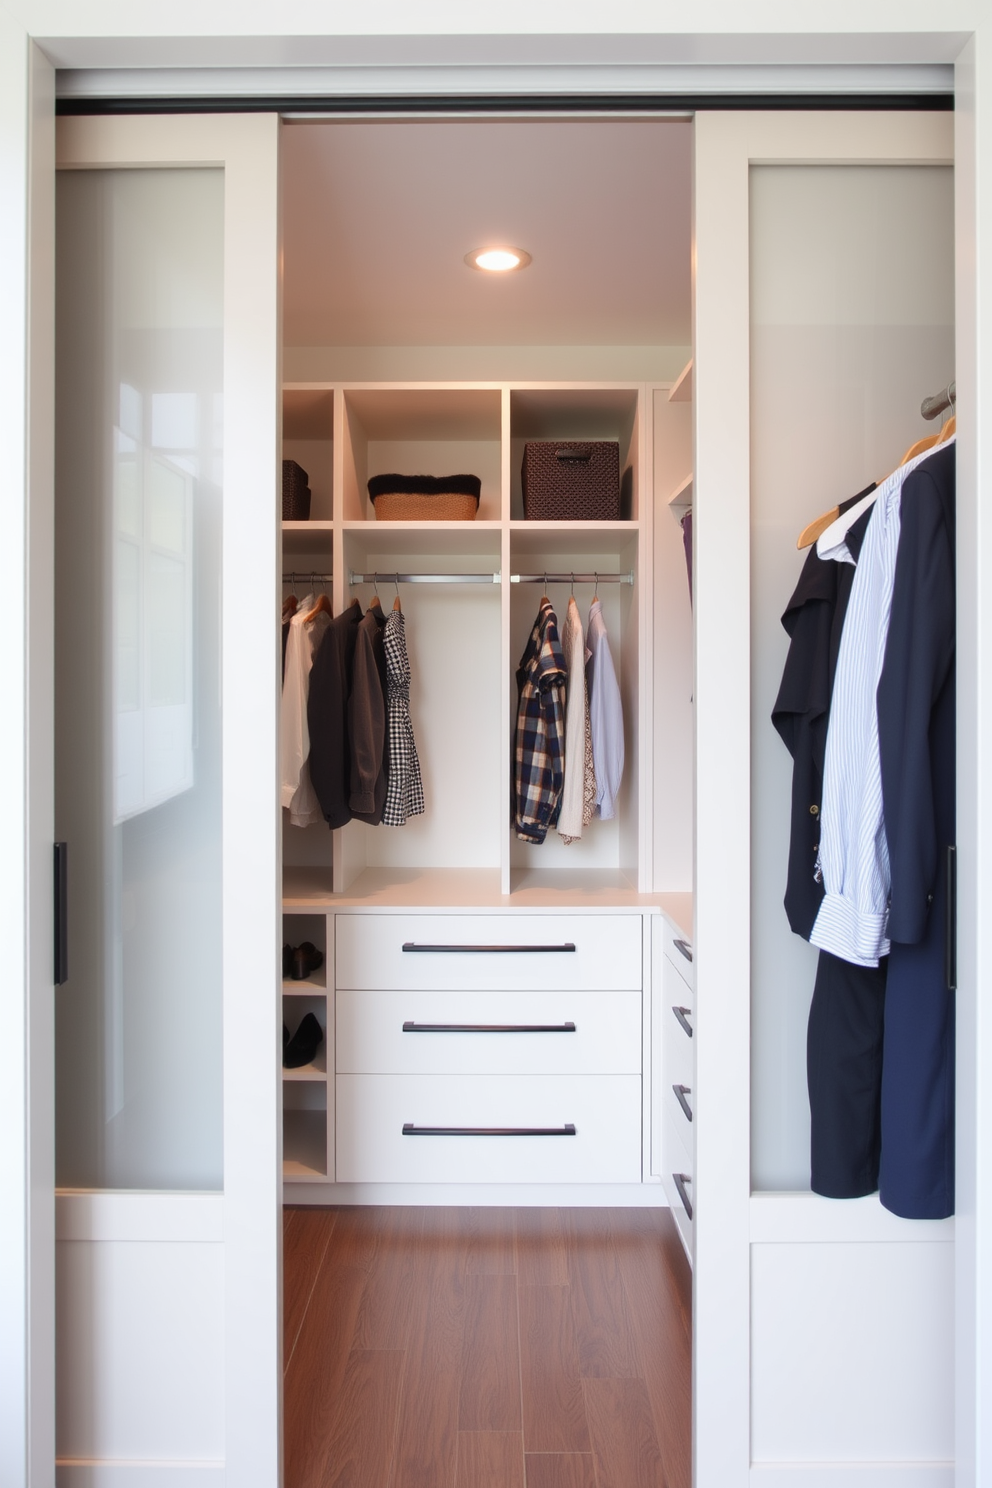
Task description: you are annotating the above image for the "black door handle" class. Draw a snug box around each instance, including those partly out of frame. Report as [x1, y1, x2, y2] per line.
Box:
[673, 1084, 693, 1122]
[402, 942, 576, 954]
[402, 1123, 577, 1137]
[54, 842, 68, 986]
[673, 1172, 693, 1220]
[402, 1021, 576, 1034]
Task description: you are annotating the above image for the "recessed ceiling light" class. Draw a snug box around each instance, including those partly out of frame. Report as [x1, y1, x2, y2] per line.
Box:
[465, 246, 532, 273]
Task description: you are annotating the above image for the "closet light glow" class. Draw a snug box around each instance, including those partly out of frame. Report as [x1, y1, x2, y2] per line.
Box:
[465, 246, 532, 273]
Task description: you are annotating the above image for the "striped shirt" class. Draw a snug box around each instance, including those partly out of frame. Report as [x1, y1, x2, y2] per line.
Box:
[810, 437, 956, 966]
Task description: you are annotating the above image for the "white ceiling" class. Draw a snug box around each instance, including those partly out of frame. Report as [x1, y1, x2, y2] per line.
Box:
[281, 118, 691, 348]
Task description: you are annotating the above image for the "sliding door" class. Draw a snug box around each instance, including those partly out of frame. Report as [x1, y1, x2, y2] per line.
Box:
[693, 110, 955, 1487]
[54, 114, 281, 1486]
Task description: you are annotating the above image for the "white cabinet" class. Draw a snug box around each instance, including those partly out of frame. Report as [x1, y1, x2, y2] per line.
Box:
[656, 916, 695, 1257]
[326, 908, 649, 1189]
[280, 375, 685, 1198]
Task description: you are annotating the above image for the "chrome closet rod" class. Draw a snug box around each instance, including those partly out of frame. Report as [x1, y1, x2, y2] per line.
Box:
[348, 570, 500, 585]
[282, 572, 332, 582]
[510, 571, 634, 585]
[921, 380, 955, 420]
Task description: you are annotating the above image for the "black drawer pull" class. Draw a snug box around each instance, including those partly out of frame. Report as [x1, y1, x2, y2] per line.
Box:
[672, 1005, 693, 1037]
[403, 1123, 577, 1137]
[673, 1084, 693, 1122]
[673, 1171, 693, 1220]
[403, 1021, 576, 1034]
[402, 942, 576, 954]
[673, 937, 693, 964]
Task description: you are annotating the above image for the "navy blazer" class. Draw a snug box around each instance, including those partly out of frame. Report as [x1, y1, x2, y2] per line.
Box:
[772, 499, 873, 939]
[877, 442, 955, 946]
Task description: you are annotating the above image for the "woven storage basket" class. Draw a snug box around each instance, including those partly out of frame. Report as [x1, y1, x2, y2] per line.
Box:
[521, 441, 621, 521]
[368, 473, 481, 522]
[282, 460, 312, 521]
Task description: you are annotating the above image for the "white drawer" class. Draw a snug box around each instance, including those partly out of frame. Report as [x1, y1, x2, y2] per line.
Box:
[337, 988, 641, 1075]
[336, 1073, 642, 1183]
[661, 1105, 693, 1248]
[335, 914, 643, 992]
[662, 918, 694, 993]
[661, 995, 694, 1098]
[665, 1066, 694, 1141]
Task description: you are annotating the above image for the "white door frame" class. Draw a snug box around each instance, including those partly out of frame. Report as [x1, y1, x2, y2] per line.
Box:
[2, 12, 991, 1488]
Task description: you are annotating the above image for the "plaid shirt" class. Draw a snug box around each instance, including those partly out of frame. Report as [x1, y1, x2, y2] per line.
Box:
[514, 600, 566, 843]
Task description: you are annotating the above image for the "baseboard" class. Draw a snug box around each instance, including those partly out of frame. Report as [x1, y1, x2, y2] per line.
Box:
[57, 1463, 224, 1486]
[283, 1179, 670, 1207]
[750, 1464, 953, 1487]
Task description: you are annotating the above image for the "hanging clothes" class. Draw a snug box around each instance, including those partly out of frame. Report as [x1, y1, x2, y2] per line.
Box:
[771, 489, 875, 939]
[875, 440, 955, 1220]
[557, 596, 595, 843]
[811, 438, 955, 967]
[282, 595, 297, 682]
[382, 607, 425, 827]
[586, 597, 624, 820]
[514, 598, 566, 844]
[280, 596, 332, 827]
[775, 439, 956, 1219]
[349, 601, 389, 826]
[307, 602, 362, 830]
[681, 509, 693, 604]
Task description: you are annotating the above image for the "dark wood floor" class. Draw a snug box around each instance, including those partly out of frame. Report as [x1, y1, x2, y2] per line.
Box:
[284, 1206, 691, 1488]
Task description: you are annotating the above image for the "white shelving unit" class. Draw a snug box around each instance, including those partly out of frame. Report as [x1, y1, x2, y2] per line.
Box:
[279, 378, 691, 1197]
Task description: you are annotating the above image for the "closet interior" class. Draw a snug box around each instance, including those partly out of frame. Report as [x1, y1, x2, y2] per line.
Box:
[277, 118, 694, 1210]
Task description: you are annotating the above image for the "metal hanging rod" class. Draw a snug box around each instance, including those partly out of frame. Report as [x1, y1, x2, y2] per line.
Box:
[349, 570, 501, 585]
[921, 380, 955, 420]
[510, 571, 634, 586]
[283, 572, 332, 583]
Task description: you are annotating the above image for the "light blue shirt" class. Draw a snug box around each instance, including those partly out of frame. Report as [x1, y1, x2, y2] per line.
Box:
[810, 437, 955, 966]
[586, 598, 624, 820]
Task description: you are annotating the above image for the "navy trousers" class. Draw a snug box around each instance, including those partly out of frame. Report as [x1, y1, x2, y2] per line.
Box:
[807, 928, 955, 1218]
[807, 950, 886, 1199]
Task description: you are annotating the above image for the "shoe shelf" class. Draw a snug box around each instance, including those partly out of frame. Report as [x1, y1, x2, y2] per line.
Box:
[282, 912, 331, 1181]
[283, 1047, 328, 1081]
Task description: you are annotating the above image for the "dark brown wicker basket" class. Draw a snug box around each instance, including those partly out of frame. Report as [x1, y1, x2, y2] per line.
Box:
[282, 460, 311, 521]
[521, 441, 621, 521]
[368, 473, 481, 522]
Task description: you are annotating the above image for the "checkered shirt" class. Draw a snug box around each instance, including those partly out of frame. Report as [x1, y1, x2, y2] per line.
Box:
[514, 599, 566, 844]
[382, 608, 425, 827]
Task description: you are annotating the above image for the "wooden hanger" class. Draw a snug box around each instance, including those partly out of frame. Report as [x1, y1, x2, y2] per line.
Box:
[899, 433, 939, 466]
[282, 594, 298, 620]
[937, 414, 956, 444]
[797, 506, 841, 551]
[301, 592, 332, 623]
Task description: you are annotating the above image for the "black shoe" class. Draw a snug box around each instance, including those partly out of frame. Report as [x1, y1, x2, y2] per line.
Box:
[283, 944, 293, 978]
[291, 942, 324, 981]
[283, 1022, 290, 1054]
[283, 1012, 323, 1069]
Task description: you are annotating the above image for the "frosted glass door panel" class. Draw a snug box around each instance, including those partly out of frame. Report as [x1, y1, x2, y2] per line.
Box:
[55, 169, 224, 1189]
[749, 164, 954, 1189]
